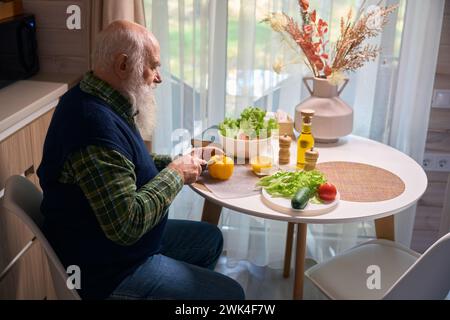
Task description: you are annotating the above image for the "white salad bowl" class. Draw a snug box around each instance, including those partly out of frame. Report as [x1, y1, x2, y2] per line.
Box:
[219, 132, 272, 160]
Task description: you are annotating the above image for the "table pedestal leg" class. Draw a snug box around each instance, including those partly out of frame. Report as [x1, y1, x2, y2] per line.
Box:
[293, 223, 307, 300]
[201, 199, 222, 226]
[283, 222, 295, 278]
[375, 215, 395, 241]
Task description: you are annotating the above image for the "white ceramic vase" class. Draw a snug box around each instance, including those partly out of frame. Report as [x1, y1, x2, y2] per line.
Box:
[294, 77, 353, 143]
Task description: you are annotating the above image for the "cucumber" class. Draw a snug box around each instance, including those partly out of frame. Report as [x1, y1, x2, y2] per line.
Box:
[291, 187, 312, 210]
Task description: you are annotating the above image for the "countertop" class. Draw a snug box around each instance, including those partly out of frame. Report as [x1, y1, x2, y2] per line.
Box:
[0, 73, 81, 142]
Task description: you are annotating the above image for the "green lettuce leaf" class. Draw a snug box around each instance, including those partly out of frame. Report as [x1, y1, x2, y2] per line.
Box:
[218, 106, 278, 139]
[257, 170, 327, 199]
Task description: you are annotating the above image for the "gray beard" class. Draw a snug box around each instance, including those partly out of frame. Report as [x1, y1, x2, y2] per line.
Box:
[122, 82, 157, 141]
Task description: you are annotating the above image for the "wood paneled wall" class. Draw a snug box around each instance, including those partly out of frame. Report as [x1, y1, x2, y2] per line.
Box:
[412, 0, 450, 253]
[22, 0, 91, 75]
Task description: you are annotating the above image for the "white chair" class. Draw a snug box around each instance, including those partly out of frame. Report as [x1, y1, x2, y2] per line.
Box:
[305, 232, 450, 300]
[306, 176, 450, 300]
[3, 175, 81, 300]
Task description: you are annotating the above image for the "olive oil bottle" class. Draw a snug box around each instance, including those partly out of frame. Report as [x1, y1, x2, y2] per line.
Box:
[296, 109, 315, 169]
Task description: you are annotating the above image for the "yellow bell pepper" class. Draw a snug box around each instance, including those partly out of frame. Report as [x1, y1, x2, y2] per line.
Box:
[208, 155, 234, 180]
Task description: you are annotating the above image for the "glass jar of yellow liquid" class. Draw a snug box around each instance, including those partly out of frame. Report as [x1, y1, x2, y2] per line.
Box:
[296, 109, 315, 169]
[250, 155, 273, 175]
[250, 142, 275, 176]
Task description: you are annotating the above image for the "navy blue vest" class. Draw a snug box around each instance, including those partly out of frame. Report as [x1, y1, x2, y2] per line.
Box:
[37, 85, 167, 299]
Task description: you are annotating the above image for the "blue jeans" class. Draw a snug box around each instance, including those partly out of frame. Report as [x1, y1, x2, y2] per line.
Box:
[109, 219, 245, 300]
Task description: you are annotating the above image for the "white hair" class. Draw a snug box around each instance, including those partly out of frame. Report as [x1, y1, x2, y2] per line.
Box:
[92, 24, 150, 78]
[92, 22, 158, 140]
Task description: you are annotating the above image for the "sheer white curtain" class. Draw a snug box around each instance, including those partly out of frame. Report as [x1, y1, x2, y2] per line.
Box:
[384, 0, 445, 246]
[144, 0, 444, 270]
[145, 0, 224, 217]
[221, 0, 404, 268]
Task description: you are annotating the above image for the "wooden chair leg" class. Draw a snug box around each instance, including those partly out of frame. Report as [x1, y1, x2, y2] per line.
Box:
[293, 223, 308, 300]
[283, 222, 295, 278]
[201, 199, 222, 226]
[375, 215, 395, 241]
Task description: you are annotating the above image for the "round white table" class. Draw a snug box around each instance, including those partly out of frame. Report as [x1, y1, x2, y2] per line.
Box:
[191, 135, 428, 299]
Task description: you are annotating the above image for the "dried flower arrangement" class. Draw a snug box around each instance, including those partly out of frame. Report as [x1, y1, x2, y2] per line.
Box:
[262, 0, 398, 82]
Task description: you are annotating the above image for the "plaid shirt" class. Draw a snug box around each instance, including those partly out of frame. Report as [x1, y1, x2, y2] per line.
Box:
[58, 72, 183, 246]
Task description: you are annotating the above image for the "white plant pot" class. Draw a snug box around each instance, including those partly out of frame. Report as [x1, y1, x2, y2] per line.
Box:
[294, 77, 353, 143]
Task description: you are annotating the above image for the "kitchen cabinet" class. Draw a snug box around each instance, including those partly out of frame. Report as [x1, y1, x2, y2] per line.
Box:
[0, 108, 54, 190]
[0, 126, 34, 189]
[0, 108, 56, 300]
[0, 75, 77, 299]
[0, 237, 47, 300]
[0, 202, 35, 280]
[29, 109, 55, 188]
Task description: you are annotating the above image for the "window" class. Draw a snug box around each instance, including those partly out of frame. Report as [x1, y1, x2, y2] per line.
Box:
[144, 0, 406, 139]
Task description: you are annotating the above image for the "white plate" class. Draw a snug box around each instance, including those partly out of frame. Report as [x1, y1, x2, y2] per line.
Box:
[261, 188, 340, 216]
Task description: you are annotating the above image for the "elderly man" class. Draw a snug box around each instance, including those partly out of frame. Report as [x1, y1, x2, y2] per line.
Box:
[37, 20, 244, 300]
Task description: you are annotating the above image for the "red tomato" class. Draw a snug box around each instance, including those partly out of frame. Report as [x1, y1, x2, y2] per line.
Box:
[318, 183, 337, 202]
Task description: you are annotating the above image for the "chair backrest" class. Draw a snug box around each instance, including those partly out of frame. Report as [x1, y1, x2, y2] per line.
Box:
[383, 232, 450, 300]
[3, 175, 81, 300]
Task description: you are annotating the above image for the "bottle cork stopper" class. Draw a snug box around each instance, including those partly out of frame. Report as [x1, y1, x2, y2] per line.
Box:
[300, 109, 315, 117]
[301, 109, 314, 125]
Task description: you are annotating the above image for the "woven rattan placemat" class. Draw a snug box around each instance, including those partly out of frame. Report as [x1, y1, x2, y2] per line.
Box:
[316, 161, 405, 202]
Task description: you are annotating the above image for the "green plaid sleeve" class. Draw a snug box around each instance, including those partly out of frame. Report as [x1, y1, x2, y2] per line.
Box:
[60, 145, 183, 246]
[151, 153, 173, 171]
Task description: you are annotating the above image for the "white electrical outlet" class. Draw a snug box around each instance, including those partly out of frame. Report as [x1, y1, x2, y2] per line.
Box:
[422, 156, 435, 170]
[423, 153, 450, 172]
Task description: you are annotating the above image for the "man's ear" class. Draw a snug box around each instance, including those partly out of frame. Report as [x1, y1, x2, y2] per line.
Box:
[113, 53, 129, 80]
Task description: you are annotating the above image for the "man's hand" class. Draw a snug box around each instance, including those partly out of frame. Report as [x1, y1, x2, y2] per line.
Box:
[168, 154, 206, 185]
[191, 146, 224, 162]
